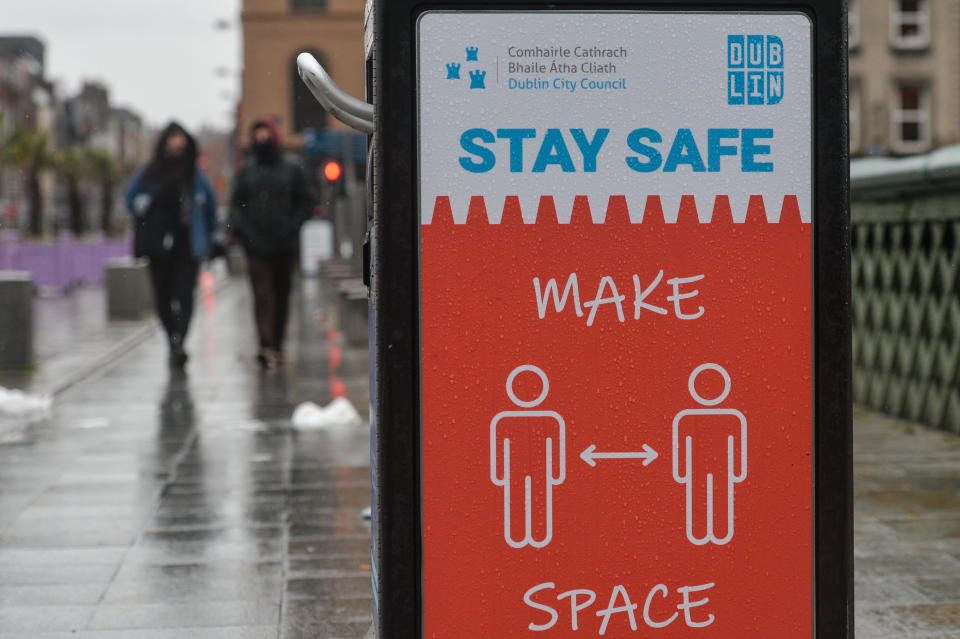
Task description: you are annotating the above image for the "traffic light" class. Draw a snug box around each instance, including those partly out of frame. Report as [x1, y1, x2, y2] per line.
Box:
[316, 159, 345, 201]
[323, 160, 342, 182]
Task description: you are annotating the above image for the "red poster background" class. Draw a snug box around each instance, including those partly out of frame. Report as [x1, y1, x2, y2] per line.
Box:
[421, 195, 812, 637]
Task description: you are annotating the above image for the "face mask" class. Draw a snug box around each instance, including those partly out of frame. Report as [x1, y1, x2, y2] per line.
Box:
[253, 139, 275, 160]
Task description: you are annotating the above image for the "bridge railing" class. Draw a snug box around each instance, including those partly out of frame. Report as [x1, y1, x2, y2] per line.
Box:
[852, 145, 960, 433]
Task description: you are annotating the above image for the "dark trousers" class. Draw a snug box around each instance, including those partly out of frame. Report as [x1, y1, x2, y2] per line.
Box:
[246, 252, 295, 351]
[147, 239, 198, 345]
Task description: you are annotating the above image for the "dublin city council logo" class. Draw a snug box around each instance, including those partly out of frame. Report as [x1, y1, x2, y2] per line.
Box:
[445, 46, 486, 89]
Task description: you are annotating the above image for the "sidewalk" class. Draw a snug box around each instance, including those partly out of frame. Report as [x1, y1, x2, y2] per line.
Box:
[0, 285, 154, 398]
[2, 275, 960, 636]
[855, 410, 960, 638]
[0, 263, 237, 398]
[0, 276, 373, 638]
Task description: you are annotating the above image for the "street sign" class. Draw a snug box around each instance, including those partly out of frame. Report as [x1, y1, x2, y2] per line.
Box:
[368, 2, 849, 638]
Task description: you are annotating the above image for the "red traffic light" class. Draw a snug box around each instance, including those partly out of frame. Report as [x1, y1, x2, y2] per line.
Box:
[323, 161, 342, 181]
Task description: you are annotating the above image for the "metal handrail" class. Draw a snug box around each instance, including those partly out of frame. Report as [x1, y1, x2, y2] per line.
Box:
[851, 144, 960, 197]
[296, 53, 374, 134]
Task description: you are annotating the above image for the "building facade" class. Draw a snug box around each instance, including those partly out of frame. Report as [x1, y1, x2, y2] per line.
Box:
[239, 0, 366, 150]
[0, 36, 52, 232]
[849, 0, 960, 156]
[0, 37, 148, 236]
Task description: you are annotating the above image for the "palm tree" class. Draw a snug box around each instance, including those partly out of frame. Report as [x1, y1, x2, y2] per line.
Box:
[1, 127, 57, 236]
[57, 147, 94, 235]
[85, 149, 122, 234]
[0, 115, 11, 222]
[0, 113, 9, 159]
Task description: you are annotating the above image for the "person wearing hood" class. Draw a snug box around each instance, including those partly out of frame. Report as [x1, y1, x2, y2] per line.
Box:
[229, 118, 317, 368]
[125, 122, 220, 370]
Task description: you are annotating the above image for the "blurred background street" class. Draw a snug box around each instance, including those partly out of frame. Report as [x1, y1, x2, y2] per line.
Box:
[0, 0, 960, 637]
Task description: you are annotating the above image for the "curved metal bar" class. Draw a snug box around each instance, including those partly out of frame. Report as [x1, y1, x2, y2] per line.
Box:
[296, 52, 372, 122]
[296, 53, 374, 134]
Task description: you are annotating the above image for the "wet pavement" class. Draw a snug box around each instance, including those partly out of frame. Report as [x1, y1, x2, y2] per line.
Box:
[855, 409, 960, 638]
[0, 276, 372, 638]
[3, 274, 960, 637]
[0, 285, 152, 397]
[0, 263, 236, 398]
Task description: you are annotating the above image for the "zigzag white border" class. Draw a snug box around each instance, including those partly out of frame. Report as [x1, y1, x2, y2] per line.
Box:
[422, 194, 810, 225]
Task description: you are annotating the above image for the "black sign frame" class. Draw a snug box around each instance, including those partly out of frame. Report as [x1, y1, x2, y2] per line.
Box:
[369, 1, 850, 637]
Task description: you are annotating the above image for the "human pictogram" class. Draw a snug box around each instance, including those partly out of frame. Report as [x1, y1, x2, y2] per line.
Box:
[490, 364, 566, 549]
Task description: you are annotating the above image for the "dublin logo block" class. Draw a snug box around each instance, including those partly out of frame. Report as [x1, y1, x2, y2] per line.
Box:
[469, 69, 486, 90]
[465, 46, 479, 61]
[727, 35, 783, 106]
[446, 62, 461, 79]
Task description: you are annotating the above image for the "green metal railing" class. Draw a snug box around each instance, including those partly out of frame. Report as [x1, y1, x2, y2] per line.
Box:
[852, 145, 960, 433]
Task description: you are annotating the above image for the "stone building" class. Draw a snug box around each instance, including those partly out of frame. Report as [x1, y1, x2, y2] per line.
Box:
[239, 0, 366, 149]
[849, 0, 960, 156]
[0, 35, 45, 131]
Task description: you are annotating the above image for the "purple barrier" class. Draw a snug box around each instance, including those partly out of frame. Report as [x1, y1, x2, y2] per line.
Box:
[1, 233, 132, 293]
[71, 234, 103, 284]
[59, 234, 73, 289]
[0, 231, 19, 270]
[104, 236, 132, 260]
[18, 240, 69, 291]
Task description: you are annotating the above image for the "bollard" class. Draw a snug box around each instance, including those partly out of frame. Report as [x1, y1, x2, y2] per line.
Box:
[105, 257, 152, 320]
[338, 282, 369, 346]
[0, 271, 34, 369]
[319, 260, 359, 302]
[356, 2, 853, 638]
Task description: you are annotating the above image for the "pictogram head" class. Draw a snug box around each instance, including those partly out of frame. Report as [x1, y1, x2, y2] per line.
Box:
[506, 364, 549, 408]
[687, 363, 731, 406]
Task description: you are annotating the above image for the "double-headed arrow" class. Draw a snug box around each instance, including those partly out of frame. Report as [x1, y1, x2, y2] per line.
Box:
[580, 443, 658, 467]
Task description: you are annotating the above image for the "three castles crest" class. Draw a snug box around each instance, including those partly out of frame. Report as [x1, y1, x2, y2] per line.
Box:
[446, 46, 486, 89]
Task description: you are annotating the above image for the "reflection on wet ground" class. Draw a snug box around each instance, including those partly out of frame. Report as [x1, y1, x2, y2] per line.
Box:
[0, 278, 371, 638]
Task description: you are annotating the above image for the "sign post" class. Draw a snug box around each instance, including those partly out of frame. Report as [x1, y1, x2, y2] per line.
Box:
[369, 2, 850, 637]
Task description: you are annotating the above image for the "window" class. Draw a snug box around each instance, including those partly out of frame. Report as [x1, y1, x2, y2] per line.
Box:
[890, 0, 931, 50]
[849, 81, 861, 155]
[890, 83, 931, 153]
[849, 0, 859, 50]
[291, 0, 327, 10]
[292, 51, 329, 132]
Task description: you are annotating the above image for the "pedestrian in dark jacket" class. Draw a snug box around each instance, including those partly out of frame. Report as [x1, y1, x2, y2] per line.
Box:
[125, 122, 219, 370]
[229, 118, 316, 368]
